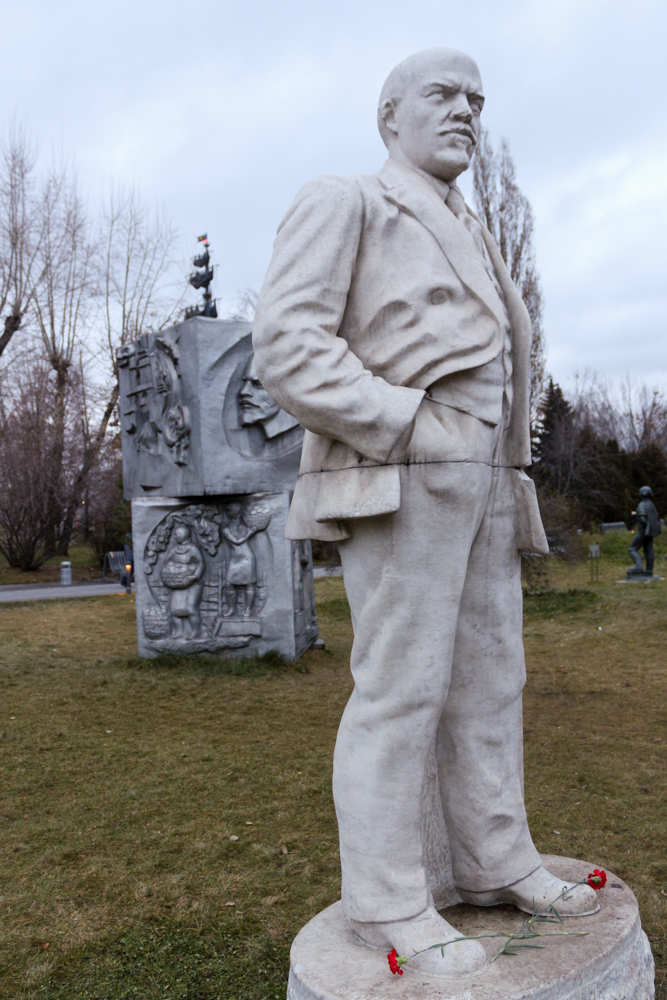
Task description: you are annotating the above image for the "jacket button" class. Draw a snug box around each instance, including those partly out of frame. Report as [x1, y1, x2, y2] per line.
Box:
[431, 289, 448, 305]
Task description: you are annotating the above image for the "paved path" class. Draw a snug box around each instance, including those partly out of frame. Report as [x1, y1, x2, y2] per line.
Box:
[313, 566, 343, 580]
[0, 566, 343, 604]
[0, 579, 128, 604]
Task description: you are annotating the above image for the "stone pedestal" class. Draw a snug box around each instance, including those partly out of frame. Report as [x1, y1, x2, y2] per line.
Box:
[118, 318, 318, 660]
[287, 856, 655, 1000]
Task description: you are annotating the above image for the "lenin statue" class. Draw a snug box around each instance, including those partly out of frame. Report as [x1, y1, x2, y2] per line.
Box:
[253, 48, 599, 977]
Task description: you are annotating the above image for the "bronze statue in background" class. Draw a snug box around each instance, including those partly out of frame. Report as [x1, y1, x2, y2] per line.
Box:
[627, 485, 661, 578]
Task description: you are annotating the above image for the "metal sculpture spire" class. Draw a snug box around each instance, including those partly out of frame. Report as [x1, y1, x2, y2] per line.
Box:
[185, 234, 218, 319]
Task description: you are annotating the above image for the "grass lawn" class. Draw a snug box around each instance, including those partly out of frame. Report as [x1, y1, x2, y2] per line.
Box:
[0, 547, 665, 999]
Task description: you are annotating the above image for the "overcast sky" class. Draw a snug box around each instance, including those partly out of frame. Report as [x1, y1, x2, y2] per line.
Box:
[2, 0, 665, 392]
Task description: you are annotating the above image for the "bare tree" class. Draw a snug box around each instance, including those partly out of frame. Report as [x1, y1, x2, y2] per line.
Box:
[0, 128, 185, 560]
[28, 165, 96, 554]
[33, 166, 93, 380]
[566, 373, 667, 454]
[50, 190, 184, 554]
[565, 372, 619, 443]
[0, 361, 85, 570]
[83, 449, 129, 564]
[0, 127, 46, 359]
[229, 287, 259, 322]
[74, 190, 183, 471]
[101, 190, 183, 367]
[472, 129, 546, 422]
[616, 380, 667, 453]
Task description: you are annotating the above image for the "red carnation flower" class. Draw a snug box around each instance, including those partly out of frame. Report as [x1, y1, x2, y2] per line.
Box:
[388, 948, 404, 975]
[587, 869, 607, 890]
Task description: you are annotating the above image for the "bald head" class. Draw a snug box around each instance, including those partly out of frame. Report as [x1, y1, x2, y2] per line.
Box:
[377, 47, 484, 182]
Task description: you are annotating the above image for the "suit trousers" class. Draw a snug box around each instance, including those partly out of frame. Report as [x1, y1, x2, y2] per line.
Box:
[334, 411, 541, 923]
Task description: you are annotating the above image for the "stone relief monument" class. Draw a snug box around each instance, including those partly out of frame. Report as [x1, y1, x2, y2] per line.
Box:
[627, 485, 661, 579]
[252, 46, 654, 1000]
[118, 316, 318, 661]
[119, 318, 303, 497]
[118, 332, 192, 489]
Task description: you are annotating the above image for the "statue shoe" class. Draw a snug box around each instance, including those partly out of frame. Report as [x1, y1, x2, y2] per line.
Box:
[350, 904, 488, 978]
[458, 866, 600, 917]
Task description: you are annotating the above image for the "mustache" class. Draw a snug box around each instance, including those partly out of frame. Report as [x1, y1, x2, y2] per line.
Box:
[439, 127, 476, 143]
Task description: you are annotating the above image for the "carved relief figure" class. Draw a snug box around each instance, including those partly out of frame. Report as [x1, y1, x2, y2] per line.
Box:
[118, 334, 191, 477]
[238, 354, 300, 440]
[143, 505, 221, 646]
[220, 501, 272, 617]
[141, 500, 275, 651]
[218, 337, 304, 461]
[160, 523, 205, 637]
[163, 403, 190, 465]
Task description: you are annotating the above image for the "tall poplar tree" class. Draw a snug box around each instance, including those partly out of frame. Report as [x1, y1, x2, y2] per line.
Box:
[472, 129, 546, 425]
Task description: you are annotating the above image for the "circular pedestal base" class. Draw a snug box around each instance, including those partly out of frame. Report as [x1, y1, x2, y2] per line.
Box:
[287, 857, 654, 1000]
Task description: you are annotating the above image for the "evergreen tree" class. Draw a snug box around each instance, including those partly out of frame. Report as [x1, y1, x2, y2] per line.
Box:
[532, 379, 573, 494]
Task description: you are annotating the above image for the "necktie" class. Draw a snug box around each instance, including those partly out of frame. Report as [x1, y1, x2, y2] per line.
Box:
[445, 183, 513, 428]
[444, 184, 487, 258]
[444, 184, 505, 300]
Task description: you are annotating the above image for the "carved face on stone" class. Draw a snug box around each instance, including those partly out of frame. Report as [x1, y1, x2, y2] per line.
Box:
[238, 355, 281, 427]
[173, 523, 191, 545]
[378, 48, 484, 183]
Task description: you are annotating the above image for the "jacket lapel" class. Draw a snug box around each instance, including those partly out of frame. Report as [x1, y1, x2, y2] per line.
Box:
[378, 160, 506, 327]
[476, 213, 533, 466]
[476, 217, 531, 366]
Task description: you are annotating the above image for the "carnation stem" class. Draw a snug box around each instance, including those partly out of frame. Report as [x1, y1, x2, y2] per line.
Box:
[400, 879, 595, 969]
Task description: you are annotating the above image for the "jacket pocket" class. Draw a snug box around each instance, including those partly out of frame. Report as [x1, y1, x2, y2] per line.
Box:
[313, 465, 401, 522]
[514, 470, 549, 554]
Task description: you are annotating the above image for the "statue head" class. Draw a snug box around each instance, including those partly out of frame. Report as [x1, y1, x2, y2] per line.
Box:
[237, 352, 300, 439]
[378, 47, 484, 183]
[639, 486, 654, 498]
[238, 354, 281, 427]
[173, 523, 192, 544]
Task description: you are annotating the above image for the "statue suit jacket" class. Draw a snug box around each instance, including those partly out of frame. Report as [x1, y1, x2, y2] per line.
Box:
[253, 159, 547, 551]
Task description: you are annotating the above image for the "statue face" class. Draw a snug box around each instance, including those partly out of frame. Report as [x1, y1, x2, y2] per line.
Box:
[173, 524, 190, 544]
[238, 355, 281, 427]
[383, 50, 484, 182]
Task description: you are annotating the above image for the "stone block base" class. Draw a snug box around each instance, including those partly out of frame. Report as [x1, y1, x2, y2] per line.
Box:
[132, 493, 318, 661]
[287, 856, 654, 999]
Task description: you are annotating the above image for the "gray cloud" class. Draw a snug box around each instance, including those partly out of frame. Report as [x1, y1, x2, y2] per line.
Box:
[2, 0, 665, 390]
